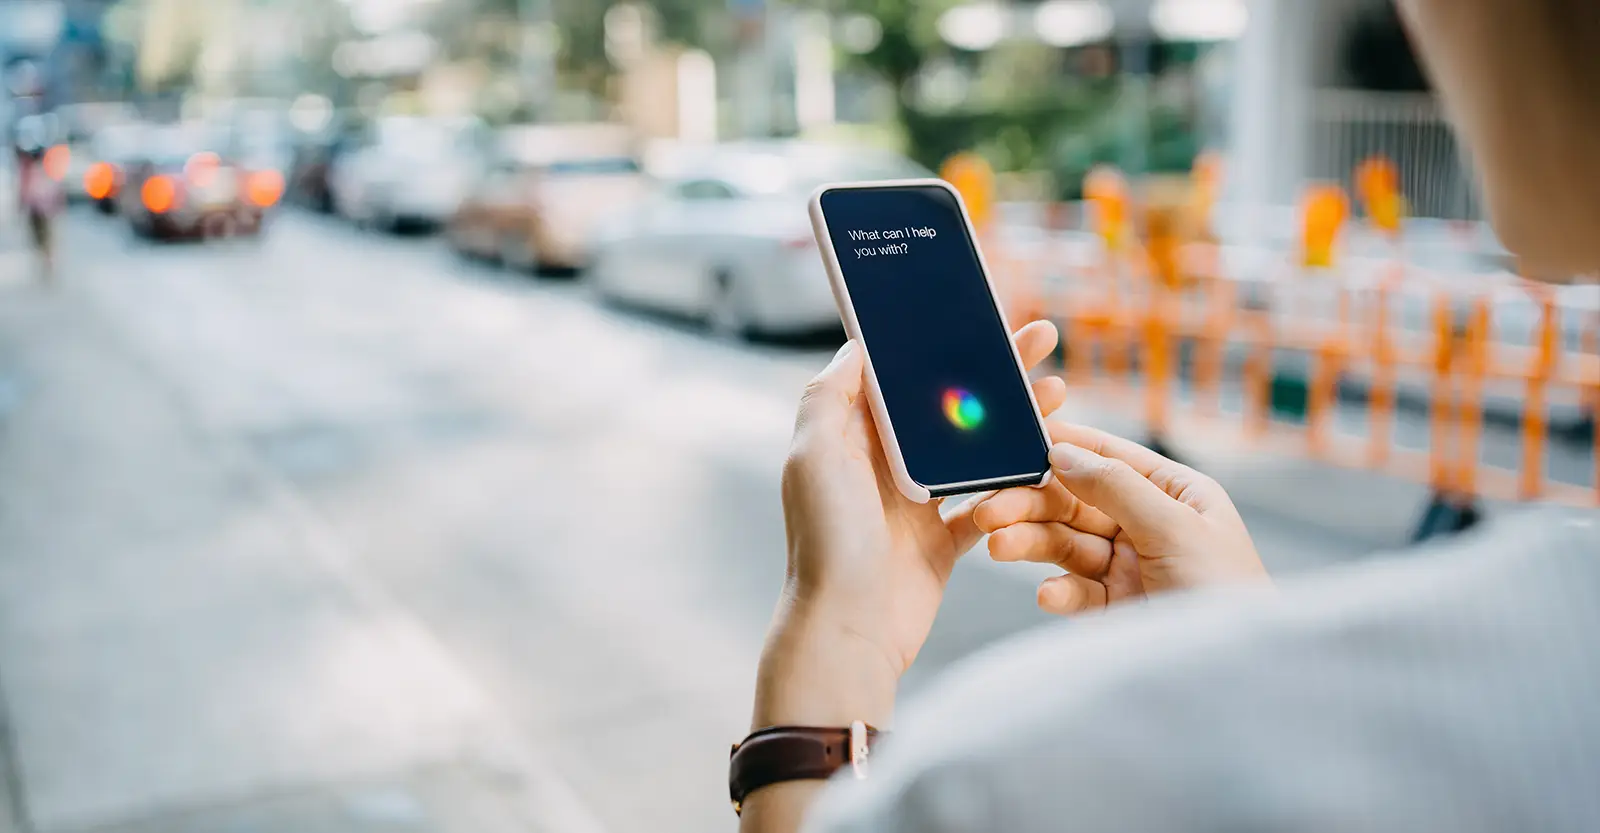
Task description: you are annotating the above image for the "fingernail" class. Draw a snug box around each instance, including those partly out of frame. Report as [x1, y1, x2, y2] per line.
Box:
[1038, 578, 1073, 609]
[826, 339, 857, 370]
[1049, 443, 1088, 471]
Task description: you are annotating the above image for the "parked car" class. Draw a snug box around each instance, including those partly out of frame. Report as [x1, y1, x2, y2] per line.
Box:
[118, 123, 283, 240]
[328, 116, 488, 232]
[51, 103, 137, 207]
[287, 130, 357, 214]
[225, 105, 296, 171]
[587, 141, 930, 338]
[448, 124, 646, 272]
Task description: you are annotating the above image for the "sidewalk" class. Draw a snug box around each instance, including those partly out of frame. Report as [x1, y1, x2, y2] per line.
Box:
[0, 260, 588, 831]
[1, 220, 33, 833]
[0, 704, 21, 833]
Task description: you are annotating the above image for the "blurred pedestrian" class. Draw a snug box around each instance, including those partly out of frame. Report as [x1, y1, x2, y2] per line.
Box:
[13, 116, 64, 283]
[734, 1, 1600, 830]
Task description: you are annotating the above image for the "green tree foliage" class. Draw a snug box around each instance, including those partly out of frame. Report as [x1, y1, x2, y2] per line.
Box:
[457, 0, 722, 79]
[823, 0, 957, 116]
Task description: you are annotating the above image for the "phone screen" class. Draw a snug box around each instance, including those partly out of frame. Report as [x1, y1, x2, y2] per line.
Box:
[818, 184, 1049, 492]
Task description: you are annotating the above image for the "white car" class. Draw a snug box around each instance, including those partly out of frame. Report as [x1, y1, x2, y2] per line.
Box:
[329, 116, 488, 231]
[588, 142, 931, 338]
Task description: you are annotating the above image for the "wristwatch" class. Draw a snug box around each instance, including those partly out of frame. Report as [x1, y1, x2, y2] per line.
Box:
[728, 720, 885, 815]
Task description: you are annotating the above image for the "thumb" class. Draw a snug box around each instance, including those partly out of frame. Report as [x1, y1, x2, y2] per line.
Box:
[1048, 442, 1193, 551]
[794, 340, 865, 436]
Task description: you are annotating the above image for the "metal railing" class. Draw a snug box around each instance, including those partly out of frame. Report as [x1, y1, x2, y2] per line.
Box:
[1308, 88, 1482, 222]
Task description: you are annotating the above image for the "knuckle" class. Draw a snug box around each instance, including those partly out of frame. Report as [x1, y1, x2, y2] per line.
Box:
[783, 435, 818, 469]
[1160, 463, 1222, 504]
[795, 379, 846, 425]
[1091, 458, 1133, 484]
[799, 375, 834, 407]
[781, 444, 817, 489]
[1053, 533, 1078, 564]
[992, 525, 1039, 560]
[979, 490, 1023, 525]
[1059, 491, 1087, 526]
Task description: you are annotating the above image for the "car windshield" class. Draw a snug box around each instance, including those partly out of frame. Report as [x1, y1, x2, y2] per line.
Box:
[379, 119, 476, 161]
[91, 126, 144, 159]
[543, 157, 639, 176]
[143, 126, 228, 168]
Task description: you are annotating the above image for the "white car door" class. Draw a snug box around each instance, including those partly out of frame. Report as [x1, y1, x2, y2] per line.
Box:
[595, 192, 680, 307]
[329, 150, 372, 219]
[652, 178, 744, 312]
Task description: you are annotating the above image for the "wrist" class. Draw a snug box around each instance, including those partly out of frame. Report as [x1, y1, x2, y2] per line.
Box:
[751, 597, 900, 732]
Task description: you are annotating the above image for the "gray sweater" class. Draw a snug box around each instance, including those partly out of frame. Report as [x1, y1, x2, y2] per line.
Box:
[807, 507, 1600, 832]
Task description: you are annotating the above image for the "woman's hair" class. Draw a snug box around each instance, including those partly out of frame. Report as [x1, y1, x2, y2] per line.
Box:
[1399, 0, 1600, 276]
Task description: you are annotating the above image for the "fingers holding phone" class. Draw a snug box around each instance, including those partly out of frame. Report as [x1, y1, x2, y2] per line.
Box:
[976, 423, 1270, 615]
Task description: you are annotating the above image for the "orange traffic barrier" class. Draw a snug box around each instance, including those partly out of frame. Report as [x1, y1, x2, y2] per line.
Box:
[1520, 286, 1558, 500]
[940, 152, 996, 239]
[1365, 277, 1393, 467]
[1190, 151, 1223, 242]
[1356, 155, 1406, 237]
[1300, 184, 1349, 268]
[1085, 166, 1130, 253]
[1427, 289, 1457, 492]
[1456, 294, 1492, 496]
[989, 205, 1599, 511]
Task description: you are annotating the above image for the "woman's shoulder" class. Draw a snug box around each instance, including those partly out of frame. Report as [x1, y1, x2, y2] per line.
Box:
[808, 507, 1600, 832]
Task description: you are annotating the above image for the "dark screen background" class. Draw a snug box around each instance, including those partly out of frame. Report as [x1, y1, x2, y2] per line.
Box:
[819, 185, 1048, 488]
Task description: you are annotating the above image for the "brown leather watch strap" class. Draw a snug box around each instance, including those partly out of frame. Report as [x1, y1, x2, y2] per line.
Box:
[729, 722, 885, 815]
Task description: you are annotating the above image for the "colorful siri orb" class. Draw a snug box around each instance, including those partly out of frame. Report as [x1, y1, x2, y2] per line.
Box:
[941, 388, 985, 430]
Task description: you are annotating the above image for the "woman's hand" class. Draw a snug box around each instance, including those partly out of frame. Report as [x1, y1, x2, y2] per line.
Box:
[754, 321, 1066, 730]
[973, 422, 1269, 616]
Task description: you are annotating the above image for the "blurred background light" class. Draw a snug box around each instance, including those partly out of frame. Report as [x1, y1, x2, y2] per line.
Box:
[347, 0, 419, 36]
[603, 4, 650, 69]
[837, 14, 884, 55]
[914, 59, 973, 112]
[937, 3, 1008, 52]
[1033, 0, 1116, 48]
[675, 49, 719, 144]
[332, 32, 438, 79]
[1150, 0, 1250, 42]
[288, 94, 336, 134]
[42, 144, 70, 181]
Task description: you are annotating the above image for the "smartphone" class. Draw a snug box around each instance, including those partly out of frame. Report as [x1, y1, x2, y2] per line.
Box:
[808, 179, 1051, 504]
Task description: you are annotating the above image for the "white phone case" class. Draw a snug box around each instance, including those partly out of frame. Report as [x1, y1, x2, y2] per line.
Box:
[807, 178, 1053, 504]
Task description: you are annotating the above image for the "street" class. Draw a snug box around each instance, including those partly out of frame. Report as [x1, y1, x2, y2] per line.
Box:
[0, 209, 1565, 833]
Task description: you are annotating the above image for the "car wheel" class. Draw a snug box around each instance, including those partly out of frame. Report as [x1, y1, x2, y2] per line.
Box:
[499, 233, 538, 273]
[446, 226, 473, 258]
[705, 269, 753, 341]
[588, 252, 618, 300]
